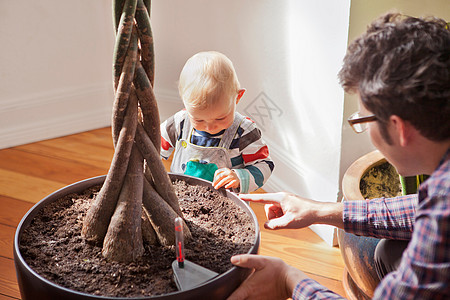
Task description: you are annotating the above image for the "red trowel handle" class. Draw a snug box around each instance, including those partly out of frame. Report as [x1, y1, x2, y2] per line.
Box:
[174, 217, 185, 268]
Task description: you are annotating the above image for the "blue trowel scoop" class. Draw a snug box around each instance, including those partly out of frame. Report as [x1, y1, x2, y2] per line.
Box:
[172, 217, 219, 291]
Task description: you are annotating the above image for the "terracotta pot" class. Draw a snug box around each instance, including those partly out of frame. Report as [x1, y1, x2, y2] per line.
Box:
[14, 174, 260, 300]
[338, 150, 385, 300]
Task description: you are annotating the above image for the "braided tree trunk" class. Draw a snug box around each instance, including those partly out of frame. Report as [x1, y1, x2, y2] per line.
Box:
[82, 0, 191, 263]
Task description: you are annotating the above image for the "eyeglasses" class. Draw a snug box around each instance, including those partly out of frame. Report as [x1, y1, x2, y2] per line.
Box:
[348, 112, 377, 133]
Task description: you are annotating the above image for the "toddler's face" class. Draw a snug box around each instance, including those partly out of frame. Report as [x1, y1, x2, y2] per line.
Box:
[186, 96, 236, 135]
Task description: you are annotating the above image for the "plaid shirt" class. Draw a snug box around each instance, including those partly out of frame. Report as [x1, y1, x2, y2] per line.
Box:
[293, 149, 450, 299]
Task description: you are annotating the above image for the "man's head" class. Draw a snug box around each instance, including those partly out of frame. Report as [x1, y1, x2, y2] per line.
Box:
[178, 51, 245, 134]
[339, 13, 449, 144]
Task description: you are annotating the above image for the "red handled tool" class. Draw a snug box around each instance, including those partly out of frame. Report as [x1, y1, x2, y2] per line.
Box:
[175, 217, 185, 268]
[172, 217, 218, 291]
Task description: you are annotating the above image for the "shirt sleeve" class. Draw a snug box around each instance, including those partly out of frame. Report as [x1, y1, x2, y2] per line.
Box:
[343, 194, 417, 240]
[292, 278, 345, 299]
[160, 110, 184, 160]
[233, 120, 274, 193]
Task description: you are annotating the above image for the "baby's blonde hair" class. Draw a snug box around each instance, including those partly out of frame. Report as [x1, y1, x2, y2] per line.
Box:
[178, 51, 240, 110]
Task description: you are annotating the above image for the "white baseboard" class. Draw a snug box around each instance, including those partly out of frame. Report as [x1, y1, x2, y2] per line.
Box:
[0, 86, 184, 150]
[0, 84, 113, 149]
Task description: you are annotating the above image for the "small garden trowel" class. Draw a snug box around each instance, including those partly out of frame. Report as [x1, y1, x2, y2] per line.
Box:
[172, 217, 218, 291]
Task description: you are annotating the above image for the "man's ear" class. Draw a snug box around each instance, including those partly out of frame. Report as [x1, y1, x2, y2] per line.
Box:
[236, 89, 246, 104]
[390, 115, 411, 147]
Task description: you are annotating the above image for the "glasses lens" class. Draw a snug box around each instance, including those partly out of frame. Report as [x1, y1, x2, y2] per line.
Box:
[349, 112, 368, 133]
[353, 122, 367, 133]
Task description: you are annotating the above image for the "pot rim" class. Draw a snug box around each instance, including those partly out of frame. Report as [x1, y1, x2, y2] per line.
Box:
[342, 150, 386, 201]
[14, 174, 260, 299]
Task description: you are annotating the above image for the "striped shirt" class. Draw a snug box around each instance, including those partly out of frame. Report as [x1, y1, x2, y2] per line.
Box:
[293, 149, 450, 299]
[160, 110, 274, 193]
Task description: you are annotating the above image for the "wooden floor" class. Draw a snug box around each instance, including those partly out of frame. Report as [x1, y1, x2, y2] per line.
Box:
[0, 127, 345, 299]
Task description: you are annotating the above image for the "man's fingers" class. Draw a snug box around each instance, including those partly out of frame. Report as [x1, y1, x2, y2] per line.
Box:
[238, 193, 285, 204]
[230, 254, 266, 271]
[265, 213, 293, 230]
[264, 204, 283, 220]
[228, 255, 288, 300]
[227, 255, 260, 300]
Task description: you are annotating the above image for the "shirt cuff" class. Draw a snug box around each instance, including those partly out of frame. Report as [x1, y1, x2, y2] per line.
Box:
[293, 278, 344, 299]
[343, 199, 368, 236]
[233, 168, 250, 194]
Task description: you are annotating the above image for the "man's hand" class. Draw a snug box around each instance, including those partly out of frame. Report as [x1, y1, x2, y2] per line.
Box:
[239, 192, 344, 230]
[213, 168, 240, 190]
[227, 254, 306, 300]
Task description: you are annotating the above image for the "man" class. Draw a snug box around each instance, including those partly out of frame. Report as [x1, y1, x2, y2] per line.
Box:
[228, 13, 449, 299]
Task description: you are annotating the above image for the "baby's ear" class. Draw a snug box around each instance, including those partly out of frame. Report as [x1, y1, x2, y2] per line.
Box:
[236, 89, 246, 104]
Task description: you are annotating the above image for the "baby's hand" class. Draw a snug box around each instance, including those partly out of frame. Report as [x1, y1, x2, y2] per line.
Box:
[213, 168, 240, 190]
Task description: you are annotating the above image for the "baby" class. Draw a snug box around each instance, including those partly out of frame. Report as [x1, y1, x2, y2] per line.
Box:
[160, 51, 274, 193]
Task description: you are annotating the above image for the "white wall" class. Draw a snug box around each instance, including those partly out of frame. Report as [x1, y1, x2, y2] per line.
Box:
[151, 0, 293, 122]
[283, 1, 350, 245]
[151, 0, 351, 245]
[0, 1, 114, 149]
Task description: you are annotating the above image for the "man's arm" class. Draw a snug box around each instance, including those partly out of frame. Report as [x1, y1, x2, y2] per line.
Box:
[344, 194, 416, 240]
[239, 192, 344, 230]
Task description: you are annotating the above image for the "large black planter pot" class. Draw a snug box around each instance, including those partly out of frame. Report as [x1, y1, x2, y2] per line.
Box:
[14, 174, 260, 300]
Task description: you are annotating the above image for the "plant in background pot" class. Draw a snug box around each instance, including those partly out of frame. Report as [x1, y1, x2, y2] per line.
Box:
[13, 1, 260, 299]
[338, 150, 427, 300]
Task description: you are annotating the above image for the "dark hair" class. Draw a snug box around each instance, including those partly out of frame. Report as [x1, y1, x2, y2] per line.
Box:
[339, 13, 450, 142]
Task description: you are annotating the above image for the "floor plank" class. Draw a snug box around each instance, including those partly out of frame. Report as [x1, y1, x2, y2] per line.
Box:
[0, 224, 15, 259]
[0, 197, 34, 228]
[260, 231, 343, 280]
[0, 149, 107, 185]
[17, 139, 113, 170]
[0, 257, 20, 299]
[0, 169, 66, 204]
[0, 294, 19, 300]
[70, 128, 114, 148]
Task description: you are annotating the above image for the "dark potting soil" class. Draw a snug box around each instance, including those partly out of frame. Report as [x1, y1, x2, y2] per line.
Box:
[19, 180, 255, 297]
